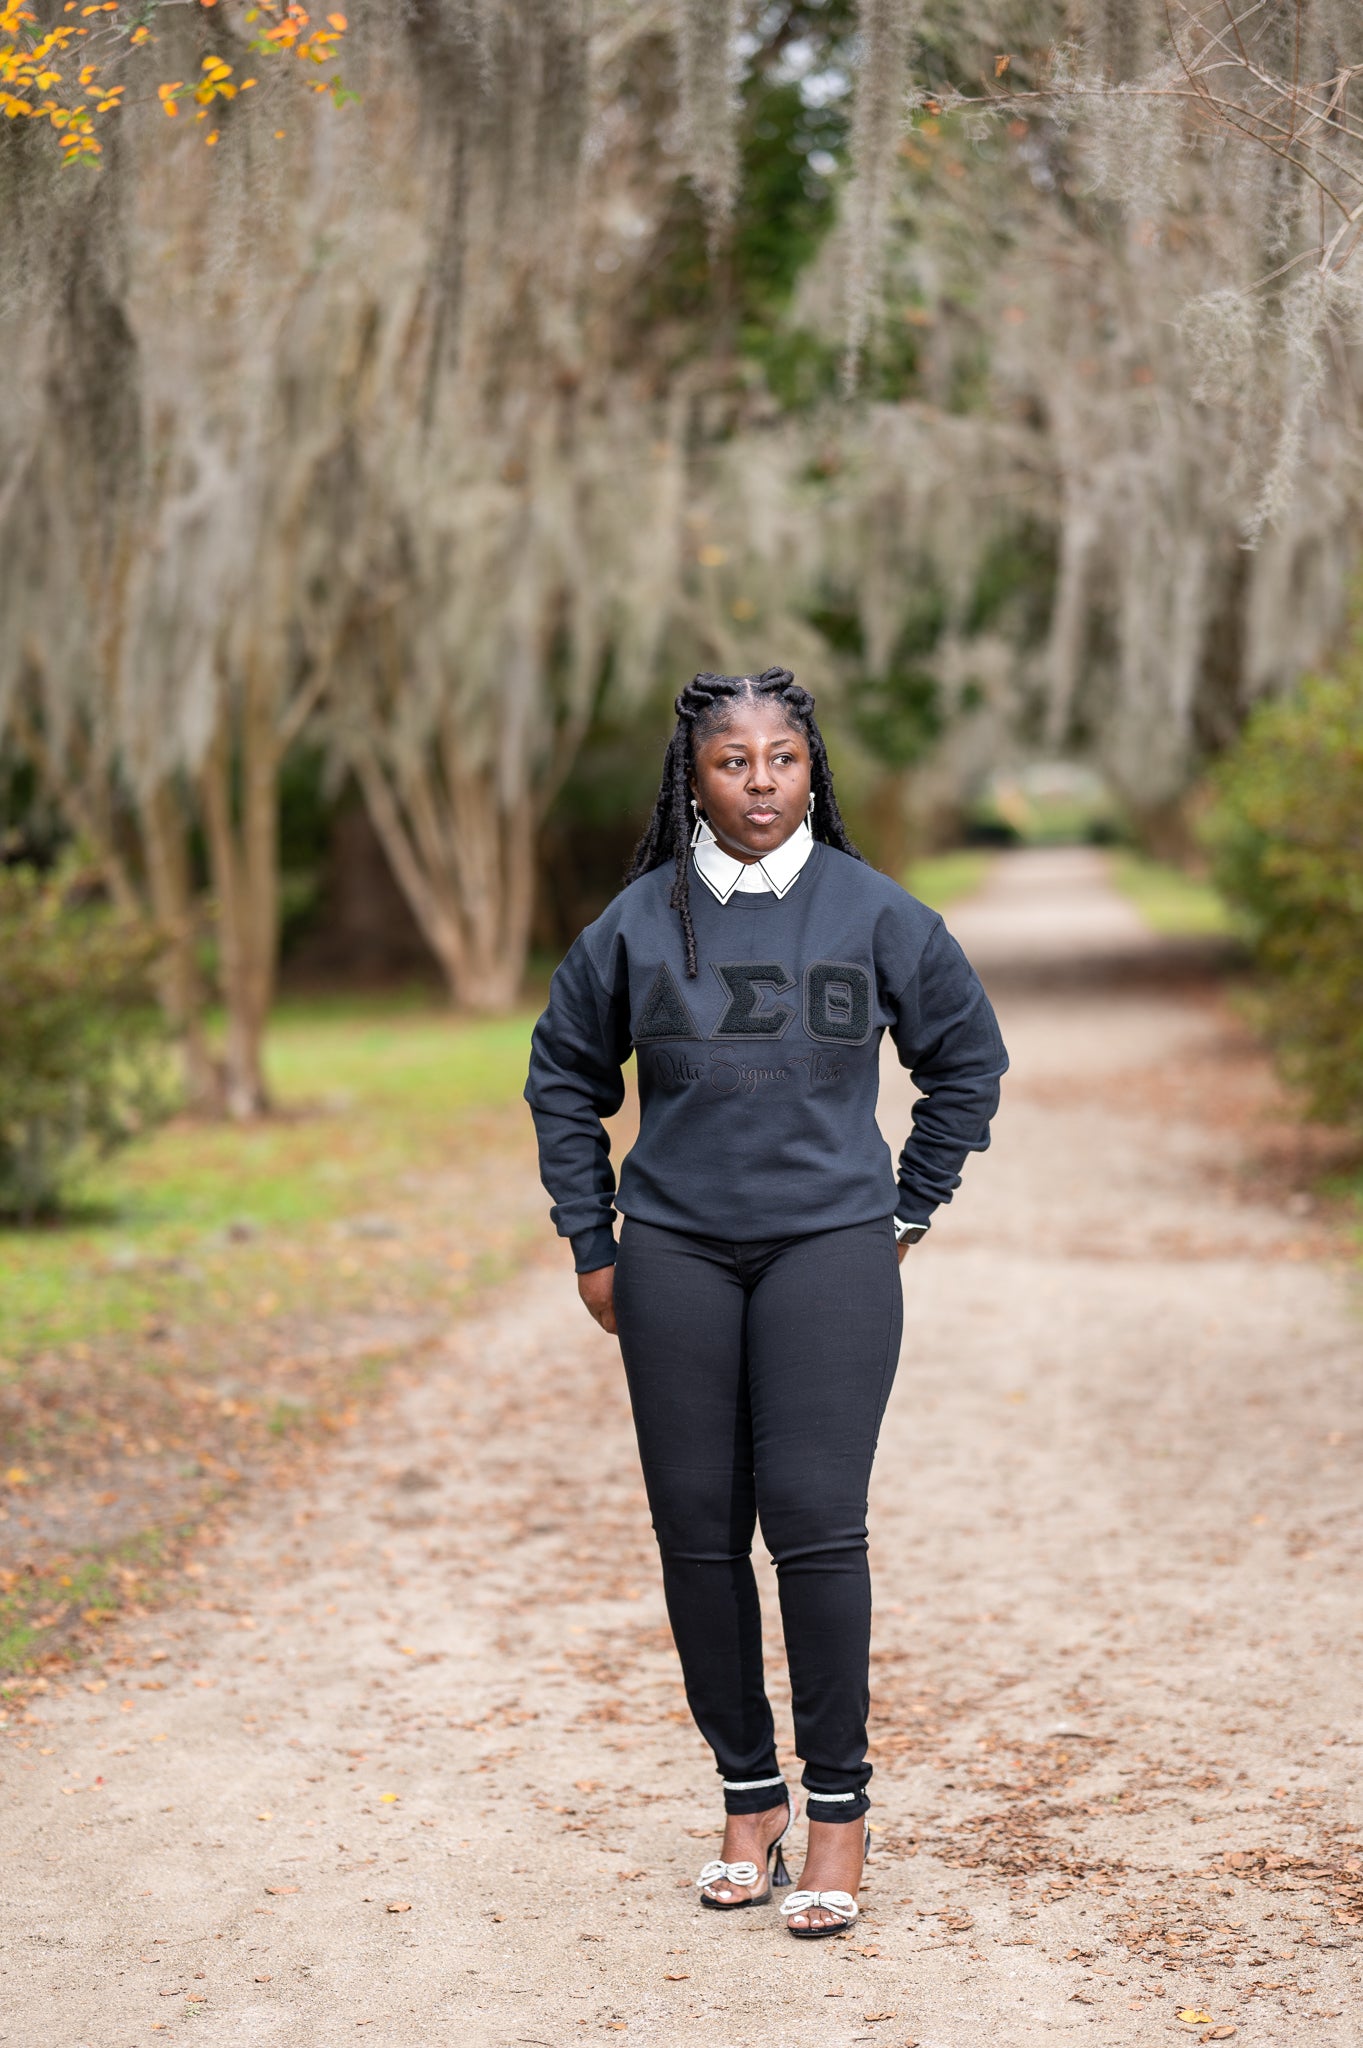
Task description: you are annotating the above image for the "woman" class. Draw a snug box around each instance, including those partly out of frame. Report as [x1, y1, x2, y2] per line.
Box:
[525, 668, 1007, 1936]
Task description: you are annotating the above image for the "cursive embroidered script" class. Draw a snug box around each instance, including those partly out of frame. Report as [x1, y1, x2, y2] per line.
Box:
[649, 1047, 845, 1094]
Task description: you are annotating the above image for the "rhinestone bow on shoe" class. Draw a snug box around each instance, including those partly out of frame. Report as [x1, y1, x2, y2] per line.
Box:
[780, 1887, 860, 1937]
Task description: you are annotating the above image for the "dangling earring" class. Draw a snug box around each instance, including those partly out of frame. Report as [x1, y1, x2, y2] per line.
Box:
[690, 796, 707, 849]
[806, 790, 816, 825]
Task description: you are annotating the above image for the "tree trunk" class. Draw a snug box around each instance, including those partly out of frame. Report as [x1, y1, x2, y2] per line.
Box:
[140, 776, 224, 1114]
[198, 665, 281, 1119]
[12, 687, 225, 1111]
[863, 768, 917, 882]
[1123, 792, 1202, 868]
[352, 745, 537, 1013]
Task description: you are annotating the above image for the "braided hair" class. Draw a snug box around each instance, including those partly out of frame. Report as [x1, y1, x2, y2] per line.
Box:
[625, 666, 865, 978]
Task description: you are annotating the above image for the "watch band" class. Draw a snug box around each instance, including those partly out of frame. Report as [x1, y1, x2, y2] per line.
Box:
[894, 1218, 929, 1246]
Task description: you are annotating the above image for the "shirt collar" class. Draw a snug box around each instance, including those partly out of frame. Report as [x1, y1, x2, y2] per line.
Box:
[691, 816, 815, 905]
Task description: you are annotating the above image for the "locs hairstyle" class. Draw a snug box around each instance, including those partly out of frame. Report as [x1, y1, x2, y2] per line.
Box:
[625, 667, 865, 978]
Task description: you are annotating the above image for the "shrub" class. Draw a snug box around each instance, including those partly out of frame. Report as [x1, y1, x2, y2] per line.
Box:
[1204, 623, 1363, 1122]
[0, 859, 171, 1221]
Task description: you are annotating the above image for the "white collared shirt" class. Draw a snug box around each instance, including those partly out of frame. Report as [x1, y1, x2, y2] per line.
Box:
[691, 816, 815, 905]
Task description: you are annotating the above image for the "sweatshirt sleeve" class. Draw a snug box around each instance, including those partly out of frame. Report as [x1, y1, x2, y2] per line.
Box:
[524, 927, 633, 1273]
[887, 916, 1008, 1224]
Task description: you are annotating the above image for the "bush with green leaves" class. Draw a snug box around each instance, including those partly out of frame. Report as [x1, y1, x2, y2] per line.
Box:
[0, 860, 171, 1221]
[1205, 623, 1363, 1123]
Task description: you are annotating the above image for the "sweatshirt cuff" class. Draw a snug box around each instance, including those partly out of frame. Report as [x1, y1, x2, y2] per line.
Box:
[895, 1191, 937, 1229]
[570, 1222, 618, 1274]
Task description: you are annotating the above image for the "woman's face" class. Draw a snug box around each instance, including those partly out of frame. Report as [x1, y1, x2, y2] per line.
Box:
[690, 699, 812, 864]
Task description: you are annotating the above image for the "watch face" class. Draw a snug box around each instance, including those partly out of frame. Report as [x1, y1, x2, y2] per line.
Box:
[897, 1223, 927, 1245]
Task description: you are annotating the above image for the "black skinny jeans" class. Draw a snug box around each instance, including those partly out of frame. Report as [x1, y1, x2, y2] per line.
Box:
[612, 1215, 903, 1823]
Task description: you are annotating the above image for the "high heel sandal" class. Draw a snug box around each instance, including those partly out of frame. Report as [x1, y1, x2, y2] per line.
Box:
[695, 1786, 795, 1910]
[780, 1819, 871, 1940]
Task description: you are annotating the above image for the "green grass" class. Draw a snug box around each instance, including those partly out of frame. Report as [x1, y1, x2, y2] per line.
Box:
[0, 996, 538, 1357]
[0, 1528, 175, 1694]
[904, 850, 993, 911]
[1107, 851, 1239, 939]
[260, 992, 537, 1110]
[1323, 1169, 1363, 1254]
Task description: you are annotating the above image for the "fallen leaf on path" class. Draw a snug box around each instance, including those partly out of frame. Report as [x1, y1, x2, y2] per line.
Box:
[1177, 2013, 1214, 2027]
[257, 1811, 272, 1822]
[616, 1869, 646, 1881]
[863, 2014, 897, 2023]
[1201, 2031, 1236, 2042]
[663, 1971, 689, 1981]
[159, 1988, 186, 1997]
[255, 1973, 271, 1982]
[264, 1884, 299, 1895]
[380, 1793, 399, 1803]
[386, 1900, 411, 1913]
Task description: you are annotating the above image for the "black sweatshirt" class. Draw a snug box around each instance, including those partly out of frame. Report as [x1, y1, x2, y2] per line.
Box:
[525, 843, 1008, 1271]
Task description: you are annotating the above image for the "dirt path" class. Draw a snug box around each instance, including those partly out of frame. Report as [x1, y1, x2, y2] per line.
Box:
[4, 847, 1361, 2048]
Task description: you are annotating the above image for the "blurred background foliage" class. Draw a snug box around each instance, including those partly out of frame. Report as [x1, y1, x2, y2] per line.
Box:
[0, 858, 169, 1223]
[1205, 619, 1363, 1126]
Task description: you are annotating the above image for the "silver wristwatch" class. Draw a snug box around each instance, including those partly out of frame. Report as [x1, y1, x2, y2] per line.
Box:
[894, 1218, 929, 1247]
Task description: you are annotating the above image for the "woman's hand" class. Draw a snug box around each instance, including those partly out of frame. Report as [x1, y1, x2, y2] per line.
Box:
[578, 1264, 618, 1334]
[896, 1239, 910, 1265]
